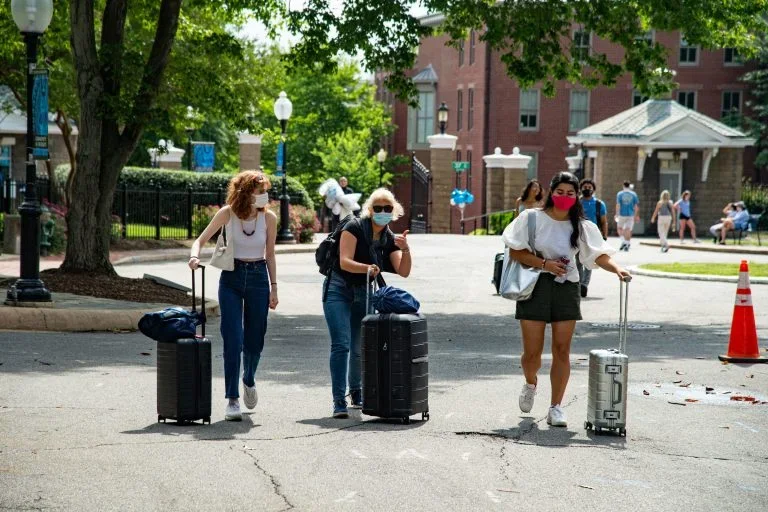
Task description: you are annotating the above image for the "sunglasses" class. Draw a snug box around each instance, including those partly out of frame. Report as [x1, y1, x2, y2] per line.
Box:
[372, 205, 394, 213]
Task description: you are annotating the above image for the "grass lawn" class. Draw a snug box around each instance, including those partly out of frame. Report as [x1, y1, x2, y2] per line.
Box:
[640, 262, 768, 277]
[120, 223, 188, 239]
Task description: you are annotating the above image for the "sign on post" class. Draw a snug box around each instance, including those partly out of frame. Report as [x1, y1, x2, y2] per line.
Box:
[32, 68, 49, 160]
[275, 141, 285, 177]
[452, 161, 470, 172]
[192, 142, 215, 172]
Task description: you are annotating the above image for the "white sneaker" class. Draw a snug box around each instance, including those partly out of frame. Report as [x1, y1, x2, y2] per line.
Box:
[225, 400, 242, 421]
[243, 381, 258, 410]
[547, 405, 567, 427]
[518, 383, 536, 413]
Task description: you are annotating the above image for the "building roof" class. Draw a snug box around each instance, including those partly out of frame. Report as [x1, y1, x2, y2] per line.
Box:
[0, 109, 78, 136]
[412, 64, 438, 84]
[570, 99, 752, 148]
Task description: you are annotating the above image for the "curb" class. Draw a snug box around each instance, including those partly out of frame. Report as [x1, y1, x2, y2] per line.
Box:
[627, 265, 768, 285]
[639, 240, 768, 255]
[111, 245, 317, 266]
[0, 301, 220, 333]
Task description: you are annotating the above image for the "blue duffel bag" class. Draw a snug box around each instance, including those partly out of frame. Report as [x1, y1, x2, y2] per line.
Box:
[138, 307, 203, 342]
[372, 286, 421, 314]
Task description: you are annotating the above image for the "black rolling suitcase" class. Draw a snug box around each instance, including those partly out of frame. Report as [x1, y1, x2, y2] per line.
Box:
[157, 266, 212, 425]
[361, 272, 429, 424]
[492, 252, 504, 294]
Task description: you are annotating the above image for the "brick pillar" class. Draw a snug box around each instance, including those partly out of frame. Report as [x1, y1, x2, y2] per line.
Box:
[427, 133, 458, 234]
[503, 167, 527, 211]
[483, 148, 506, 215]
[239, 134, 262, 171]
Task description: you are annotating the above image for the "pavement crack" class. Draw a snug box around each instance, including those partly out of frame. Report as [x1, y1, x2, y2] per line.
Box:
[240, 447, 295, 511]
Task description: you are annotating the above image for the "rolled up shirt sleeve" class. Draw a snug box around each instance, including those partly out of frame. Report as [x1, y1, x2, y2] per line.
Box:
[502, 210, 532, 251]
[578, 220, 616, 269]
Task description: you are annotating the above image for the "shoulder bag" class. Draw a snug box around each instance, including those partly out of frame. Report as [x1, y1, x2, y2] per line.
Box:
[209, 217, 235, 271]
[500, 210, 541, 301]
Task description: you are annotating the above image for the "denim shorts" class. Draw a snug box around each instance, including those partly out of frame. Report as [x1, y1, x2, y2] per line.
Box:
[515, 273, 582, 323]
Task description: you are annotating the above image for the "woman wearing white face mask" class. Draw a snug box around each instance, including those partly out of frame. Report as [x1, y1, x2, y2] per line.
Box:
[189, 170, 278, 421]
[323, 188, 412, 418]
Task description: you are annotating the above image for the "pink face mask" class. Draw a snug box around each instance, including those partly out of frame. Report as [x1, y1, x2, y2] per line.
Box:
[552, 195, 577, 211]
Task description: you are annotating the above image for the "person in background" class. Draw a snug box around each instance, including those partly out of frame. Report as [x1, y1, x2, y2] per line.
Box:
[710, 201, 750, 244]
[339, 177, 354, 195]
[577, 178, 608, 298]
[503, 172, 630, 428]
[516, 179, 544, 214]
[651, 190, 676, 252]
[675, 190, 700, 244]
[615, 180, 639, 251]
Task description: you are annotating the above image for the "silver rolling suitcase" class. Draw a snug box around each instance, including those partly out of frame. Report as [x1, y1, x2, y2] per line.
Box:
[585, 277, 630, 437]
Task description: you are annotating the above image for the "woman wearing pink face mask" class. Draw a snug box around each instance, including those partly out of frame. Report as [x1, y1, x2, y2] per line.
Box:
[502, 172, 630, 428]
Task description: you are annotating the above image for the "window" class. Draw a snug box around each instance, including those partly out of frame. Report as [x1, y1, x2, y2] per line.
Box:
[724, 48, 743, 65]
[679, 36, 698, 65]
[468, 88, 475, 130]
[469, 30, 476, 64]
[721, 91, 742, 125]
[520, 151, 538, 180]
[458, 40, 465, 67]
[466, 150, 472, 192]
[572, 30, 591, 61]
[455, 150, 462, 187]
[415, 89, 435, 145]
[677, 91, 696, 110]
[635, 30, 654, 46]
[457, 90, 463, 131]
[569, 90, 589, 132]
[519, 89, 539, 131]
[632, 90, 649, 107]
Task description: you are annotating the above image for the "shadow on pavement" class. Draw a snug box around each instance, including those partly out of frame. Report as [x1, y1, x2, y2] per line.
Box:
[121, 414, 257, 440]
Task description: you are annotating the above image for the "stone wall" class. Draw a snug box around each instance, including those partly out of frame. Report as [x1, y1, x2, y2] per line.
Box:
[429, 148, 453, 233]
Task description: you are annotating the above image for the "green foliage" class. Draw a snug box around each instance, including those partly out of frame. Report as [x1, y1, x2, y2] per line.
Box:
[192, 205, 221, 236]
[46, 213, 67, 255]
[54, 165, 313, 210]
[268, 201, 320, 244]
[468, 228, 488, 236]
[743, 34, 768, 175]
[488, 211, 517, 235]
[742, 181, 768, 213]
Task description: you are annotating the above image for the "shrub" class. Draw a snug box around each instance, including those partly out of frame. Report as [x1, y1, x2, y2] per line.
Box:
[54, 165, 314, 210]
[468, 228, 488, 236]
[488, 211, 517, 235]
[47, 213, 67, 255]
[742, 180, 768, 214]
[192, 205, 220, 235]
[269, 201, 320, 244]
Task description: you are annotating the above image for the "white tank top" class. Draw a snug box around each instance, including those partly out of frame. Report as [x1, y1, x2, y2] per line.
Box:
[231, 212, 267, 260]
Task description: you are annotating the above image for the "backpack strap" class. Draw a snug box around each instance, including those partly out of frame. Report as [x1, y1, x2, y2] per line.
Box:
[360, 218, 387, 287]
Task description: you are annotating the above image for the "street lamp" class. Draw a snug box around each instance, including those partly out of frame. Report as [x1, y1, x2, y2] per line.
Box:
[185, 105, 195, 171]
[7, 0, 54, 303]
[438, 102, 449, 135]
[153, 139, 168, 168]
[273, 91, 294, 244]
[376, 148, 387, 187]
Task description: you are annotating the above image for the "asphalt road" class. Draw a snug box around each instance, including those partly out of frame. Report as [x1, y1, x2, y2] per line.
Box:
[1, 235, 767, 511]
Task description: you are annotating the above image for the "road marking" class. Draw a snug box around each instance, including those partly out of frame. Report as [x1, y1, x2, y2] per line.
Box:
[445, 412, 455, 419]
[461, 452, 471, 461]
[334, 491, 357, 503]
[734, 421, 759, 433]
[486, 490, 501, 503]
[396, 448, 427, 460]
[95, 383, 104, 388]
[350, 449, 367, 459]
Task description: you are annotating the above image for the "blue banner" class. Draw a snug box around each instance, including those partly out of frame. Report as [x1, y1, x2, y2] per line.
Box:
[32, 68, 49, 160]
[275, 141, 285, 177]
[192, 142, 215, 172]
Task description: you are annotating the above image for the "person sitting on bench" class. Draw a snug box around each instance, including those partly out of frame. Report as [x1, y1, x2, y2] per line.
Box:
[709, 201, 749, 244]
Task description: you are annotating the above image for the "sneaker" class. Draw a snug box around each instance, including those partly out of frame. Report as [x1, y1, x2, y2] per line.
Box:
[519, 383, 536, 413]
[661, 245, 669, 253]
[546, 405, 567, 427]
[243, 381, 258, 410]
[349, 389, 363, 409]
[693, 239, 701, 244]
[225, 400, 242, 421]
[625, 243, 630, 251]
[619, 242, 627, 251]
[333, 399, 349, 418]
[580, 285, 588, 298]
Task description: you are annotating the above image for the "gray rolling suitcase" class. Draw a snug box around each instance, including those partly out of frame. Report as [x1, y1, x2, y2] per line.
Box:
[585, 277, 630, 437]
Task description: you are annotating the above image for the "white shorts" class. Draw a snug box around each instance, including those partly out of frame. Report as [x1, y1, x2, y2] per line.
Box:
[617, 216, 635, 231]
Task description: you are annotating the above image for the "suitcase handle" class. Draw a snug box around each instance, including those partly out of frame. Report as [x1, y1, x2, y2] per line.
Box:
[618, 276, 629, 354]
[191, 265, 206, 338]
[613, 380, 623, 406]
[365, 267, 380, 315]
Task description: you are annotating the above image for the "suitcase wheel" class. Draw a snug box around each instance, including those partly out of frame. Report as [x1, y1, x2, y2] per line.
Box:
[619, 428, 626, 437]
[158, 415, 165, 423]
[594, 426, 602, 435]
[204, 417, 211, 425]
[422, 412, 430, 421]
[402, 416, 411, 425]
[584, 421, 591, 431]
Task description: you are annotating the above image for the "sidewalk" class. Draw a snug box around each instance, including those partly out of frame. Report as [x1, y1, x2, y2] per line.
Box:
[0, 242, 316, 332]
[640, 239, 768, 255]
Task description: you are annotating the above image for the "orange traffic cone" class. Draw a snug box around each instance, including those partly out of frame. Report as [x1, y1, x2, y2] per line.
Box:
[719, 260, 767, 363]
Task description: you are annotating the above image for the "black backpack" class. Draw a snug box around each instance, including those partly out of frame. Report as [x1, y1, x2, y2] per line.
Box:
[315, 215, 354, 276]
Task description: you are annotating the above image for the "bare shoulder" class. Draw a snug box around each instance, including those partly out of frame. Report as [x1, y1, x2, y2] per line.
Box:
[215, 205, 231, 221]
[265, 209, 278, 223]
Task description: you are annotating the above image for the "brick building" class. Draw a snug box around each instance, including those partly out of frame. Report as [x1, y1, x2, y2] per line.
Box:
[376, 16, 758, 234]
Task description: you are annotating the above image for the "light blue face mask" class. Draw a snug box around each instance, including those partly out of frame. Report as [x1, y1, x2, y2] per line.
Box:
[372, 212, 393, 226]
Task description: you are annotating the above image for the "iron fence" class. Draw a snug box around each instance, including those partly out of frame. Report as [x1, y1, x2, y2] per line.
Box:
[1, 178, 51, 214]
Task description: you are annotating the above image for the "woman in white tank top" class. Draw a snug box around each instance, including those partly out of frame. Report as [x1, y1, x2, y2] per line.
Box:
[188, 170, 278, 421]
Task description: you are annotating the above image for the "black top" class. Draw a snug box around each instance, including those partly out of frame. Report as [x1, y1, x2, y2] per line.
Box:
[334, 217, 398, 286]
[342, 186, 354, 195]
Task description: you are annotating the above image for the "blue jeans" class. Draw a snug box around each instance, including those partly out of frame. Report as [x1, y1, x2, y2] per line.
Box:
[323, 273, 367, 402]
[218, 260, 270, 399]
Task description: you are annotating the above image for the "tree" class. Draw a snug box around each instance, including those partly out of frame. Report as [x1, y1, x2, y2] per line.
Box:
[743, 35, 768, 182]
[313, 127, 391, 196]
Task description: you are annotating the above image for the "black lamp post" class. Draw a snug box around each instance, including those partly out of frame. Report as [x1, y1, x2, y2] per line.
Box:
[376, 148, 387, 187]
[185, 105, 195, 171]
[273, 91, 294, 244]
[7, 0, 54, 304]
[438, 102, 449, 135]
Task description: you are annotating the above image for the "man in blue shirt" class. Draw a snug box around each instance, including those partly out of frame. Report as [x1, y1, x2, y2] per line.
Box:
[578, 179, 608, 297]
[710, 201, 750, 244]
[615, 180, 640, 251]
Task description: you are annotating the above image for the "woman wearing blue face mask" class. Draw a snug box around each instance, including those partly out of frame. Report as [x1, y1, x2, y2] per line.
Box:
[323, 188, 412, 418]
